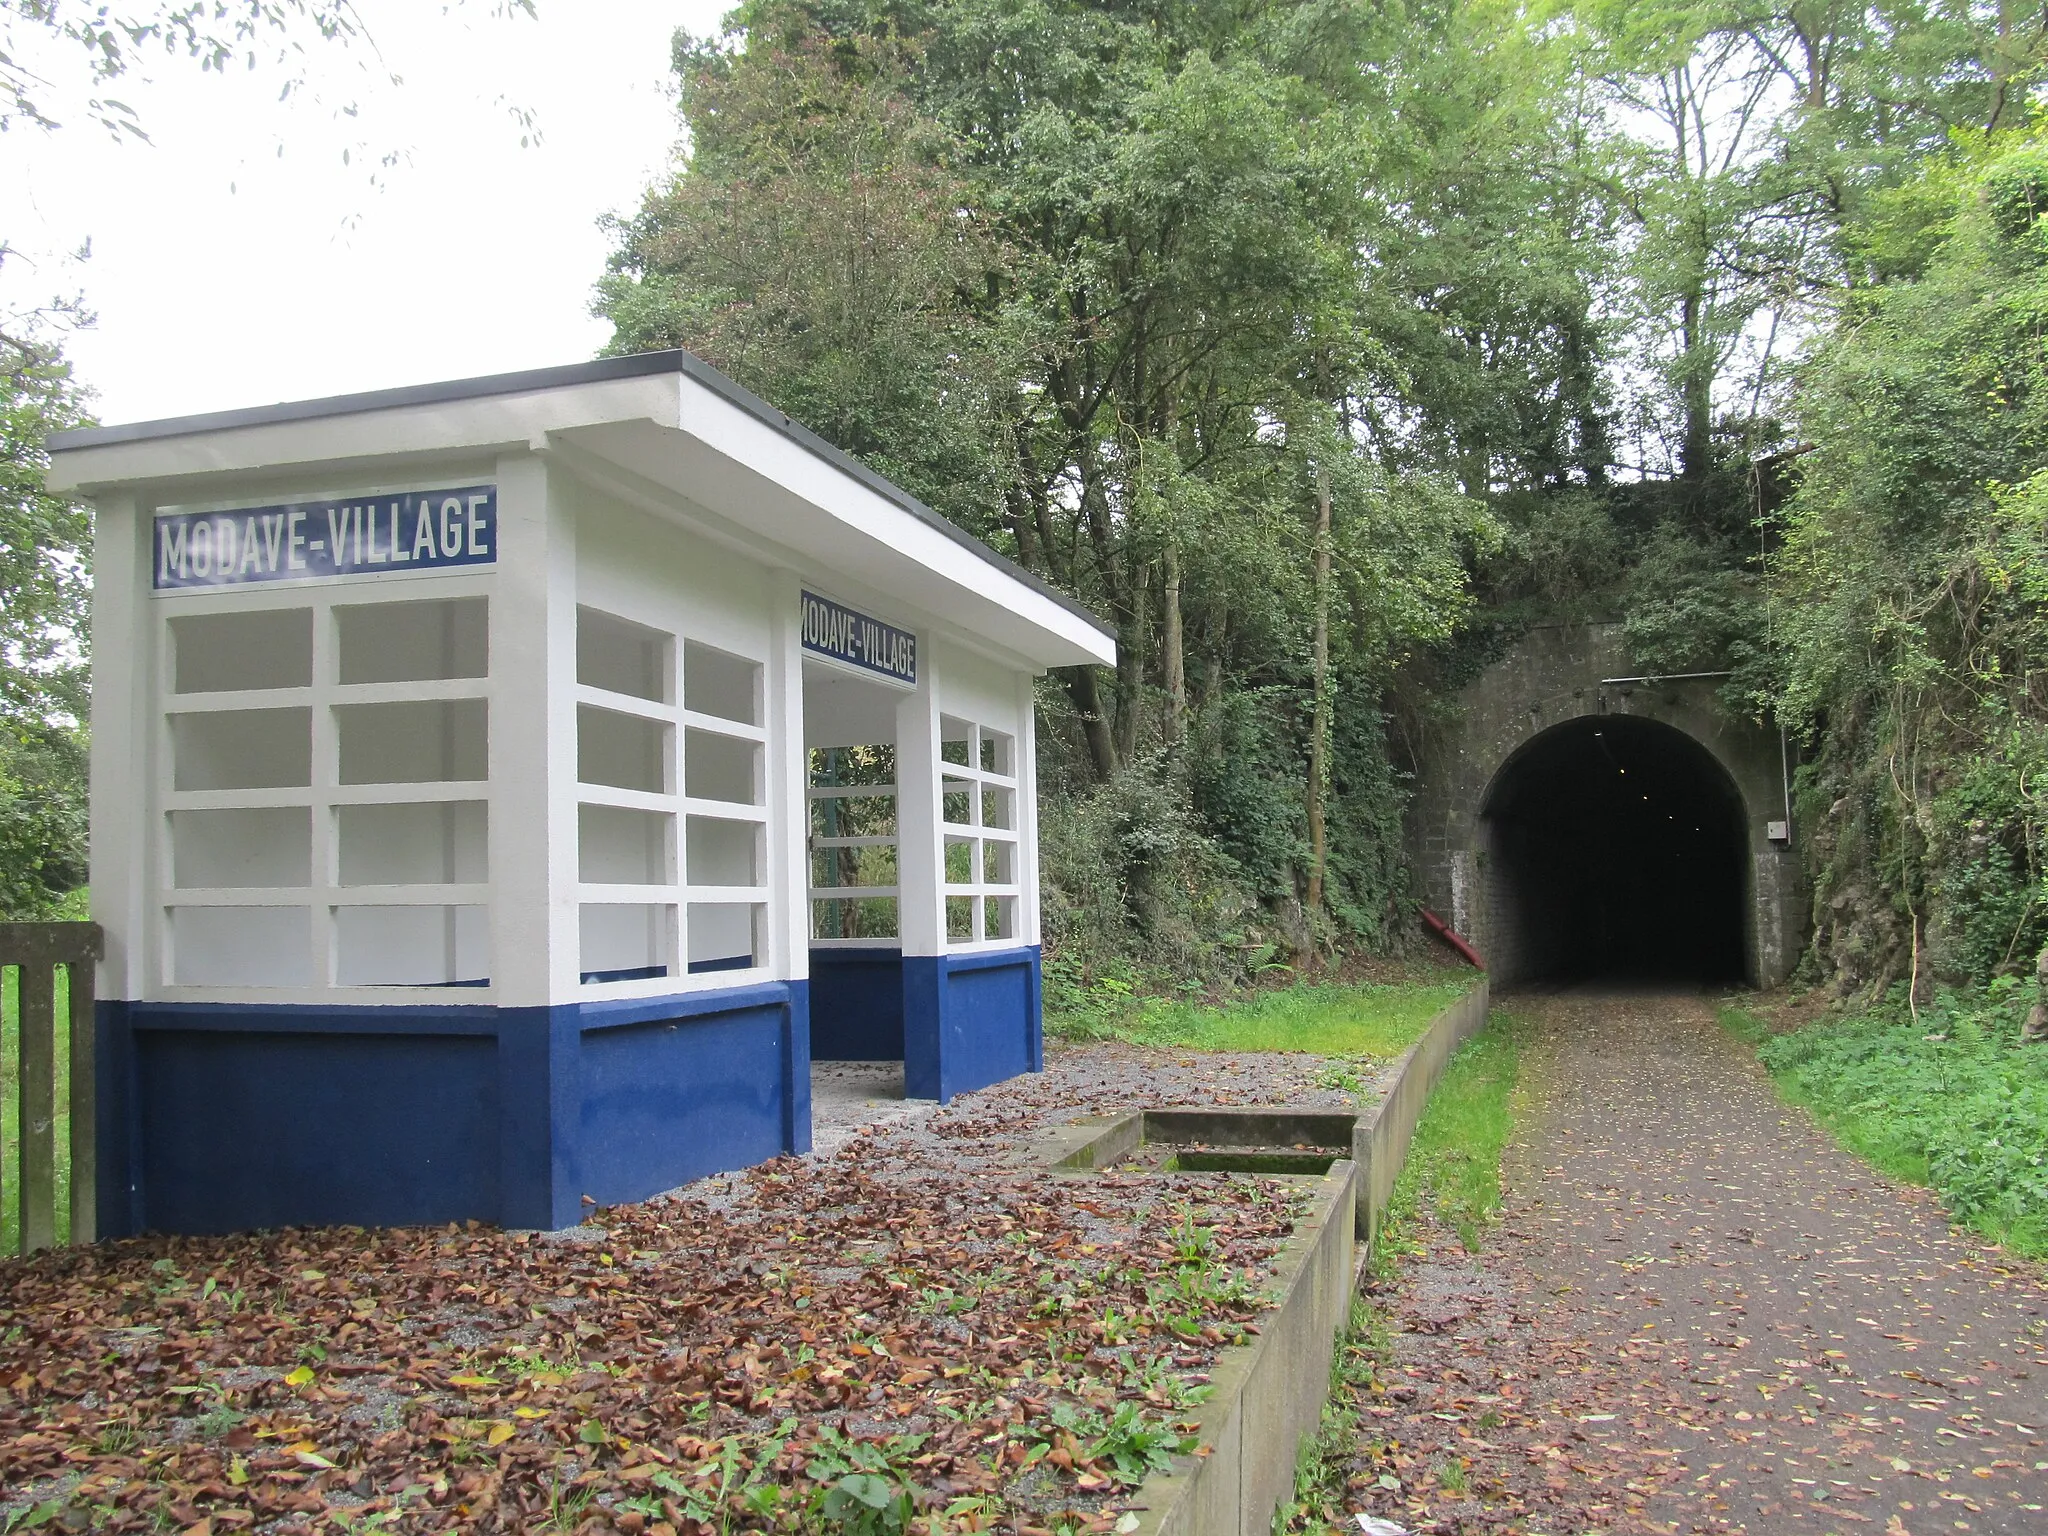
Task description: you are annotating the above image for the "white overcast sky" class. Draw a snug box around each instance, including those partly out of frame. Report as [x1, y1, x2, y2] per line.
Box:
[3, 1, 729, 427]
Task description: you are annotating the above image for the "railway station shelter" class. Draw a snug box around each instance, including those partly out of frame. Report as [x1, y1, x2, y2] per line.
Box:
[48, 351, 1115, 1236]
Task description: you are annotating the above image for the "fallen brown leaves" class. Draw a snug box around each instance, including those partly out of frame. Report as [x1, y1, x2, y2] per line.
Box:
[1, 1143, 1309, 1534]
[1302, 1220, 1711, 1536]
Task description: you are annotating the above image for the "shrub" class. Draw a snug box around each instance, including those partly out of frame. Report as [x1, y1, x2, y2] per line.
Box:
[1756, 984, 2048, 1256]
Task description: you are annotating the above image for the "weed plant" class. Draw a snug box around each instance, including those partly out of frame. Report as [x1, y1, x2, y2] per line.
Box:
[1727, 983, 2048, 1258]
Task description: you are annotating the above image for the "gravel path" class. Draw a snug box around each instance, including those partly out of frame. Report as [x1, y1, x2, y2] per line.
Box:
[1357, 989, 2048, 1536]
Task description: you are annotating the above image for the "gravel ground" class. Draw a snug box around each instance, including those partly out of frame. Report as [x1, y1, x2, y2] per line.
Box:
[1353, 989, 2048, 1536]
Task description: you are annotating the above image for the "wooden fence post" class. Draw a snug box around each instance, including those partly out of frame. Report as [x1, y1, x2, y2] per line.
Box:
[2, 921, 106, 1256]
[17, 958, 56, 1252]
[68, 939, 97, 1245]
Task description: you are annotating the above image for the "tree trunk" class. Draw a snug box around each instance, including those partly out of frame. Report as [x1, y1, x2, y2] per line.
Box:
[1114, 563, 1149, 766]
[1062, 665, 1119, 780]
[1561, 310, 1609, 487]
[1161, 536, 1186, 741]
[1305, 446, 1333, 923]
[1680, 286, 1713, 480]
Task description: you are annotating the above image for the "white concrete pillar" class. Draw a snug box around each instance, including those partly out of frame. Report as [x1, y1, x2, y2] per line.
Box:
[1015, 671, 1043, 950]
[488, 452, 578, 1006]
[767, 570, 809, 981]
[895, 640, 944, 958]
[89, 493, 152, 1002]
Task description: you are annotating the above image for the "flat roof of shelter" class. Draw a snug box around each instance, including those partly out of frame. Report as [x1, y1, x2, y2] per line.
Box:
[49, 350, 1114, 671]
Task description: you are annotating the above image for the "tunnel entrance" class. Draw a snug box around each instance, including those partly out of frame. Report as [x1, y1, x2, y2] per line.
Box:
[1480, 715, 1749, 985]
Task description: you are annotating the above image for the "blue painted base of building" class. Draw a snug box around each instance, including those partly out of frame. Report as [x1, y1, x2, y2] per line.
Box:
[92, 945, 1040, 1237]
[810, 945, 1041, 1103]
[93, 982, 813, 1236]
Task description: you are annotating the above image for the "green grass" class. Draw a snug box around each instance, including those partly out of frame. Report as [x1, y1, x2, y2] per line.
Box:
[2, 963, 78, 1255]
[1724, 986, 2048, 1260]
[1282, 1011, 1524, 1533]
[1052, 977, 1473, 1060]
[1373, 1010, 1524, 1268]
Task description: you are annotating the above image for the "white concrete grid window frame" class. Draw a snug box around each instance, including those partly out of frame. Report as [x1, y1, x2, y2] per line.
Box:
[573, 605, 773, 988]
[806, 743, 900, 946]
[938, 715, 1021, 947]
[157, 576, 494, 994]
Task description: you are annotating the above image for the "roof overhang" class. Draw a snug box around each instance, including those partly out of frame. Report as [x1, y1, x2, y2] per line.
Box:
[47, 351, 1116, 671]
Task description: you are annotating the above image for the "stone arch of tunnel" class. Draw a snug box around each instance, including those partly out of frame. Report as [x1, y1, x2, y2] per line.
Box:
[1405, 624, 1806, 988]
[1478, 715, 1750, 985]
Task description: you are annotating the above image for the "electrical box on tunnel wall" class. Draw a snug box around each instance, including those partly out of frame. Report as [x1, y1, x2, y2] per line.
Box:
[49, 351, 1117, 1236]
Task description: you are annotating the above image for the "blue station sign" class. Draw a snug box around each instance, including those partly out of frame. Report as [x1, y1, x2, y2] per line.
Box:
[800, 590, 916, 686]
[153, 486, 497, 592]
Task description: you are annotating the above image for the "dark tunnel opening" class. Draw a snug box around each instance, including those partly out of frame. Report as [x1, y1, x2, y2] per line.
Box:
[1480, 715, 1750, 985]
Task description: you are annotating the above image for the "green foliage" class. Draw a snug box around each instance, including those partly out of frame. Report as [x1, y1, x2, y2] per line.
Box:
[1187, 693, 1306, 905]
[1927, 725, 2048, 980]
[0, 341, 91, 917]
[581, 0, 2048, 1002]
[1037, 748, 1263, 1001]
[595, 29, 1016, 539]
[1775, 124, 2048, 990]
[1984, 146, 2048, 242]
[1739, 986, 2048, 1258]
[599, 0, 1503, 974]
[1082, 1401, 1191, 1487]
[0, 724, 87, 919]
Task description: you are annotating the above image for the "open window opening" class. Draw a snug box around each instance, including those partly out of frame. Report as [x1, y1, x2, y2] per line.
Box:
[574, 605, 770, 989]
[159, 586, 493, 994]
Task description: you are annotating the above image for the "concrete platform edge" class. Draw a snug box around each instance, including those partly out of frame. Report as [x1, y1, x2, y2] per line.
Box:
[1353, 977, 1492, 1240]
[1122, 977, 1492, 1536]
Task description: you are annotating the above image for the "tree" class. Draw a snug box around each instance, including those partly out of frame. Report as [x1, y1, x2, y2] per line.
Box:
[0, 330, 90, 915]
[1774, 126, 2048, 991]
[596, 31, 1020, 543]
[599, 0, 1502, 962]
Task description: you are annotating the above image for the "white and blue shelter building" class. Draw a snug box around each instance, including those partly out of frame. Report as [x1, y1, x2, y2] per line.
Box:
[49, 352, 1115, 1236]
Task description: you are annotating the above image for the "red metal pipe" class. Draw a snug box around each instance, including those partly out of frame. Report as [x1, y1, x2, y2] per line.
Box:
[1421, 908, 1485, 971]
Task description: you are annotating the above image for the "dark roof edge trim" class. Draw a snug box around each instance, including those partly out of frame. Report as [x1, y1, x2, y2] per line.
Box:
[48, 349, 1116, 643]
[46, 351, 687, 451]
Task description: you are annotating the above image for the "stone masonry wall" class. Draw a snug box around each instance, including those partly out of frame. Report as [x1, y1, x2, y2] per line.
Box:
[1407, 623, 1806, 986]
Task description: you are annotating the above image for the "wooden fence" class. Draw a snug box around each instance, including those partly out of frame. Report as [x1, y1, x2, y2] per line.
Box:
[2, 922, 103, 1255]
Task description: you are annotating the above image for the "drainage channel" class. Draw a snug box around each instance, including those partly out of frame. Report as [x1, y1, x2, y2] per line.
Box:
[1042, 1105, 1359, 1181]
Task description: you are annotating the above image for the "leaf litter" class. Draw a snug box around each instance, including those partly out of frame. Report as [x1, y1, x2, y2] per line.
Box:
[0, 1042, 1367, 1534]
